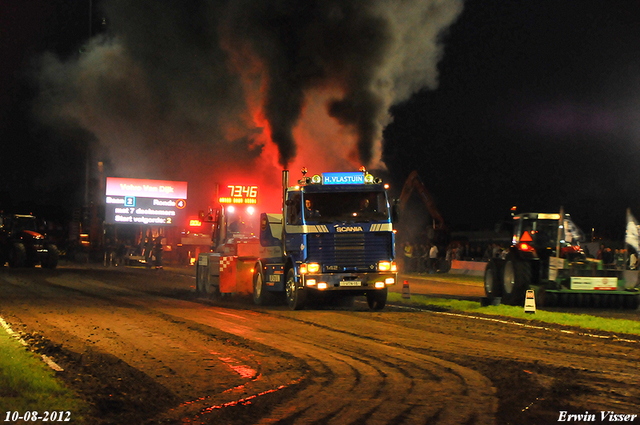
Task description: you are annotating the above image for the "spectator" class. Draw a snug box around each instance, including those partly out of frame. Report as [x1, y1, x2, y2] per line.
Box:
[403, 242, 414, 272]
[630, 250, 638, 270]
[428, 244, 439, 274]
[153, 236, 164, 269]
[602, 247, 614, 266]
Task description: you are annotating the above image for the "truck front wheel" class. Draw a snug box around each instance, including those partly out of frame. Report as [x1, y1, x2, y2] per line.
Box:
[366, 288, 387, 310]
[285, 269, 306, 310]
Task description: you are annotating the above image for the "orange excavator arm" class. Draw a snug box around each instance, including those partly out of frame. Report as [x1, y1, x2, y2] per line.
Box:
[397, 170, 446, 230]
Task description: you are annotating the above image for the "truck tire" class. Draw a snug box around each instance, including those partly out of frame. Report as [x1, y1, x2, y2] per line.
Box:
[366, 288, 387, 310]
[253, 266, 275, 306]
[285, 269, 306, 310]
[484, 261, 502, 301]
[9, 243, 26, 268]
[44, 244, 59, 269]
[501, 258, 531, 305]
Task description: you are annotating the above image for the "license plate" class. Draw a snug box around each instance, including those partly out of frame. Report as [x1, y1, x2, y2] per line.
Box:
[340, 280, 361, 287]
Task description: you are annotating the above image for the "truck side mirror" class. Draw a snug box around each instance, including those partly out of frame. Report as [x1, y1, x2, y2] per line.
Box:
[391, 200, 399, 223]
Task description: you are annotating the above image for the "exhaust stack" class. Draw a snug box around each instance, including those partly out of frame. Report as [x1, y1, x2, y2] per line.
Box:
[282, 169, 289, 212]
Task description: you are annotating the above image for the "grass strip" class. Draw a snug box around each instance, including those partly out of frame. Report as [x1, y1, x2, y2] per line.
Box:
[409, 273, 484, 284]
[0, 329, 87, 421]
[388, 292, 640, 336]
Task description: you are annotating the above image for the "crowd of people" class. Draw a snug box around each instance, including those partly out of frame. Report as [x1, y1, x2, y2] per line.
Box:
[401, 239, 640, 274]
[103, 231, 165, 269]
[401, 240, 510, 274]
[596, 244, 638, 270]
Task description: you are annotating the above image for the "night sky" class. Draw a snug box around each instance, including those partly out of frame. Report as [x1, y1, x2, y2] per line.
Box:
[2, 0, 640, 240]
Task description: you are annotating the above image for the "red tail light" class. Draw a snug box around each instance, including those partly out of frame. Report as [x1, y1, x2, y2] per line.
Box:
[518, 242, 535, 253]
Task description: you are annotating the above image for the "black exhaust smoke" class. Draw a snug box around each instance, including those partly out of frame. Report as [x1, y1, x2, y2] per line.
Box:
[34, 0, 463, 173]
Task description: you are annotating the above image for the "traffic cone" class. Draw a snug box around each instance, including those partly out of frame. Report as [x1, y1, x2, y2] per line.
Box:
[402, 280, 411, 299]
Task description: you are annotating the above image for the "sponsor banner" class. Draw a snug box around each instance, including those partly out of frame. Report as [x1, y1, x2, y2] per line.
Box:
[106, 177, 188, 199]
[322, 172, 364, 185]
[105, 196, 187, 226]
[570, 277, 618, 291]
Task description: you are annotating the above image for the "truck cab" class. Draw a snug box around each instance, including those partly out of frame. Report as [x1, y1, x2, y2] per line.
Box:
[255, 170, 397, 310]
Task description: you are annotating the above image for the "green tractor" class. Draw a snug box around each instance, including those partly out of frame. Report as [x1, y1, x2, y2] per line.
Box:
[484, 211, 640, 309]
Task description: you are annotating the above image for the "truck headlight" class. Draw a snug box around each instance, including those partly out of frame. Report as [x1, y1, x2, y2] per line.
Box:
[378, 261, 396, 272]
[300, 263, 320, 274]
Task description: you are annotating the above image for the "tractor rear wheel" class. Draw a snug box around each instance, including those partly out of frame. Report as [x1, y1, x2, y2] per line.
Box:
[44, 244, 59, 269]
[9, 243, 26, 268]
[483, 261, 502, 301]
[501, 258, 532, 305]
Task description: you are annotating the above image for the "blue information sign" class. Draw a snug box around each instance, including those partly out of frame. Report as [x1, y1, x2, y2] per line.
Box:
[322, 172, 364, 185]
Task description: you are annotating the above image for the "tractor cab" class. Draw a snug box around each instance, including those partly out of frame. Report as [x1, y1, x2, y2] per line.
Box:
[512, 212, 585, 261]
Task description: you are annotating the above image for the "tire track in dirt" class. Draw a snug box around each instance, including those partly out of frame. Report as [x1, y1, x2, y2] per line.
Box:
[143, 303, 498, 424]
[5, 270, 499, 424]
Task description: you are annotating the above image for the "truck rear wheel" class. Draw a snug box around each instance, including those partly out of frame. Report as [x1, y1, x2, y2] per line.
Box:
[253, 267, 275, 306]
[285, 269, 306, 310]
[501, 258, 531, 305]
[366, 288, 387, 310]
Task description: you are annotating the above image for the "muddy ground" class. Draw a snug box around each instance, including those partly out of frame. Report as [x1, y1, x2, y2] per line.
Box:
[1, 265, 639, 424]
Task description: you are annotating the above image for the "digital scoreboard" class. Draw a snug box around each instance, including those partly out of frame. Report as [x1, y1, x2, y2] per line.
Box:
[218, 185, 258, 204]
[105, 177, 188, 226]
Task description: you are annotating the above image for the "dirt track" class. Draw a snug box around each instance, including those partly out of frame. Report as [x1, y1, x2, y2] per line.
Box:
[1, 265, 639, 424]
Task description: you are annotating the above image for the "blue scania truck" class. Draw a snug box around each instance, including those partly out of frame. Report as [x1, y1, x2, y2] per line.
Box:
[252, 169, 397, 310]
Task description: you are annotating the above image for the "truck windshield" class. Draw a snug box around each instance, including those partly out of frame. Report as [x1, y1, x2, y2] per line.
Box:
[226, 212, 259, 237]
[303, 191, 389, 224]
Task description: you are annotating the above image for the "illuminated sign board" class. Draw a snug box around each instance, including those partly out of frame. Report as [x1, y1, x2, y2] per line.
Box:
[218, 185, 258, 204]
[322, 172, 364, 185]
[105, 177, 188, 226]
